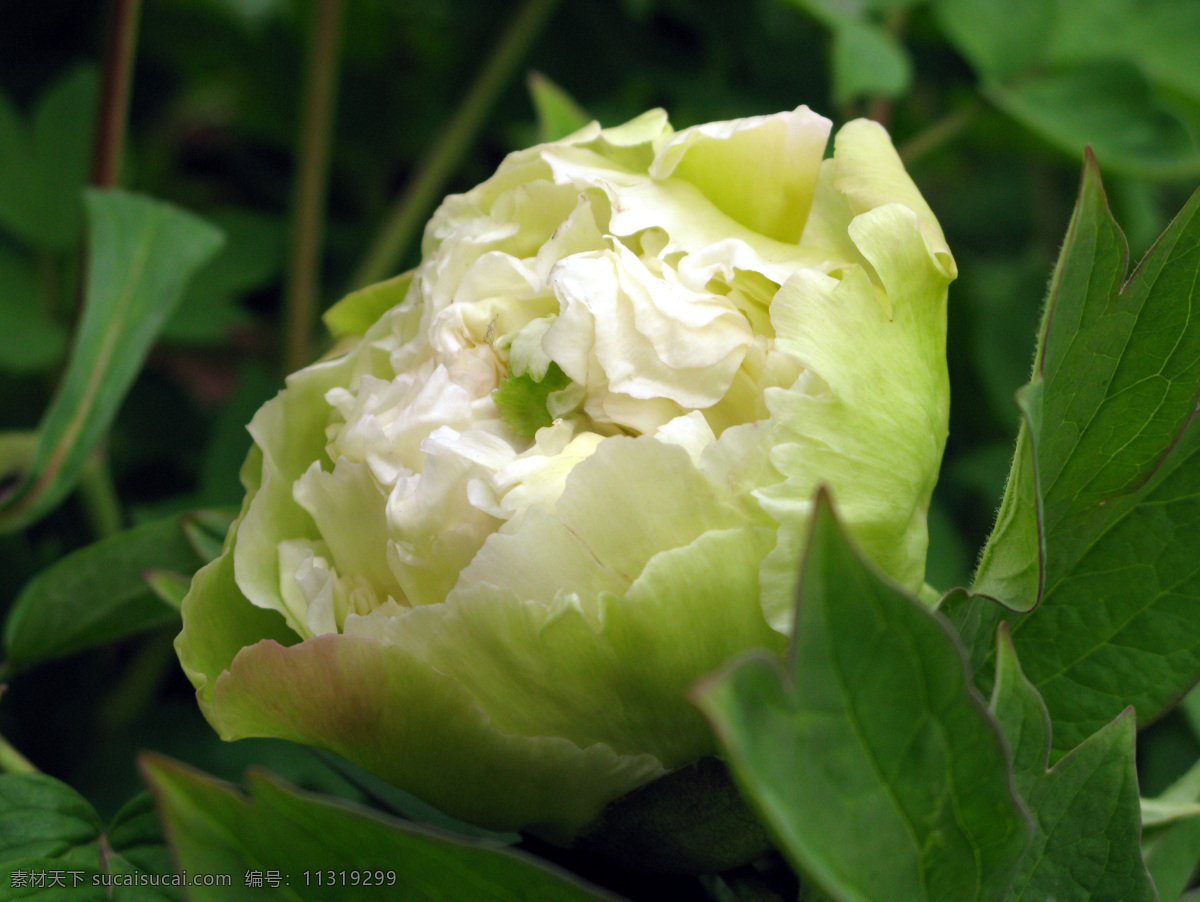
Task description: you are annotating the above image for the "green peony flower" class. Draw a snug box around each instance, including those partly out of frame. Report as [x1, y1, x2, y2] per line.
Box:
[176, 106, 955, 845]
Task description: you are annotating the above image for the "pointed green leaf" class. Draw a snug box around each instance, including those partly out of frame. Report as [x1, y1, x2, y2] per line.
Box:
[1010, 713, 1153, 900]
[3, 513, 207, 673]
[989, 627, 1156, 901]
[0, 777, 183, 900]
[950, 157, 1200, 754]
[968, 380, 1045, 613]
[528, 72, 591, 143]
[0, 775, 102, 867]
[695, 492, 1030, 902]
[987, 626, 1050, 802]
[0, 189, 223, 532]
[142, 755, 618, 901]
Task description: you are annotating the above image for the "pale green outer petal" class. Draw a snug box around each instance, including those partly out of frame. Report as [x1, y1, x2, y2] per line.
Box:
[459, 436, 748, 599]
[797, 158, 865, 276]
[362, 523, 781, 766]
[650, 106, 831, 243]
[183, 434, 783, 840]
[293, 458, 398, 597]
[542, 149, 832, 282]
[416, 437, 783, 765]
[233, 355, 356, 636]
[753, 202, 950, 632]
[209, 634, 666, 842]
[594, 107, 671, 148]
[824, 118, 956, 280]
[175, 503, 301, 723]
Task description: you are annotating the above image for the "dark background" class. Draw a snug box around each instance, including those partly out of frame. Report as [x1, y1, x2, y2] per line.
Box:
[1, 0, 1198, 859]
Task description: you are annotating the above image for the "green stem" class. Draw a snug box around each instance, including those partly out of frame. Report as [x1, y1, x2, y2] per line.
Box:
[898, 98, 982, 165]
[347, 0, 561, 291]
[0, 730, 38, 774]
[91, 0, 142, 187]
[282, 0, 346, 374]
[78, 450, 123, 538]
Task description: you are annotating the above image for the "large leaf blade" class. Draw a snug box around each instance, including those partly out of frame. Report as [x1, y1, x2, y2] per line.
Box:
[951, 156, 1200, 754]
[0, 189, 223, 532]
[142, 755, 619, 902]
[2, 512, 210, 675]
[989, 627, 1155, 902]
[696, 493, 1030, 902]
[985, 63, 1200, 180]
[0, 775, 102, 867]
[0, 775, 182, 901]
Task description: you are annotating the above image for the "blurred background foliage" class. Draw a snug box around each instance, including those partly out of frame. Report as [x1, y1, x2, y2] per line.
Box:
[1, 0, 1198, 871]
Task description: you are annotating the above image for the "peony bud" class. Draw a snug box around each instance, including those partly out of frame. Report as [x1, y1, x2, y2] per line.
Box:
[177, 106, 955, 848]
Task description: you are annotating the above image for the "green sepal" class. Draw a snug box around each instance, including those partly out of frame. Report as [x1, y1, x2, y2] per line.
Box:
[322, 270, 412, 340]
[493, 362, 571, 438]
